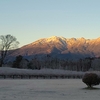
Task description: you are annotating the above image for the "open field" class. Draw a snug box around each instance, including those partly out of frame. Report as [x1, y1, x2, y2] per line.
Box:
[0, 79, 100, 100]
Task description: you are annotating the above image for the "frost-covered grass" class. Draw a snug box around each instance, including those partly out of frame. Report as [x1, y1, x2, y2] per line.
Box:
[0, 67, 100, 100]
[0, 67, 84, 76]
[0, 67, 100, 79]
[0, 79, 100, 100]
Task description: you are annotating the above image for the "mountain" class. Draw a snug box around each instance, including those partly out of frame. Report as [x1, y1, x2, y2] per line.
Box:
[10, 36, 100, 60]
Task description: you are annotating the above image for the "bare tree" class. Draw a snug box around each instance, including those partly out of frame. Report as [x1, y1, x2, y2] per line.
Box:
[0, 34, 19, 67]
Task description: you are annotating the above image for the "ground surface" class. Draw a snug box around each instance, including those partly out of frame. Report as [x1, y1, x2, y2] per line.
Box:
[0, 79, 100, 100]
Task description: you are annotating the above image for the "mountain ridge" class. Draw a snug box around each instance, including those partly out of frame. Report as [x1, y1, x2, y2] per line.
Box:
[10, 36, 100, 60]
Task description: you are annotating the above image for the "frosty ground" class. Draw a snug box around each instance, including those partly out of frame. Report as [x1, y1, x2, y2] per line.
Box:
[0, 79, 100, 100]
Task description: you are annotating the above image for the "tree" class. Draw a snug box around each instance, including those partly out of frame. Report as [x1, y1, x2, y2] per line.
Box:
[12, 55, 23, 68]
[28, 58, 41, 70]
[0, 34, 19, 67]
[82, 73, 100, 88]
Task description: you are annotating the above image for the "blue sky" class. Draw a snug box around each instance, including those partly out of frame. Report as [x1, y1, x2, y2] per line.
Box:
[0, 0, 100, 47]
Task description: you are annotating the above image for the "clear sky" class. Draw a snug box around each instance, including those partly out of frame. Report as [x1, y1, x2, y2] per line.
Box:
[0, 0, 100, 47]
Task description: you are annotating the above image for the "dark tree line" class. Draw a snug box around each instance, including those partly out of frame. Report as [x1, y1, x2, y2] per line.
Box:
[7, 54, 97, 71]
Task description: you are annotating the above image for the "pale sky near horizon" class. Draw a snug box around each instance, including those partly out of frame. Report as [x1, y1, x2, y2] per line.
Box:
[0, 0, 100, 47]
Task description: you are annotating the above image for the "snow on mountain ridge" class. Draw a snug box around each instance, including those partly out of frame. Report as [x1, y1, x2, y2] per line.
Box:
[22, 36, 100, 48]
[27, 36, 67, 48]
[21, 36, 100, 51]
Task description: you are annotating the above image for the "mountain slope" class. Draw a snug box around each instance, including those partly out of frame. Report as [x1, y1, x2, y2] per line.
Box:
[11, 36, 100, 59]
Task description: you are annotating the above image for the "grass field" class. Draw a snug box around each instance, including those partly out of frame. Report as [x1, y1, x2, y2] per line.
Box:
[0, 79, 100, 100]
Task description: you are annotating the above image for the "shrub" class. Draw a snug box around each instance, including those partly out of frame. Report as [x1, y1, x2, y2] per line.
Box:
[82, 73, 100, 88]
